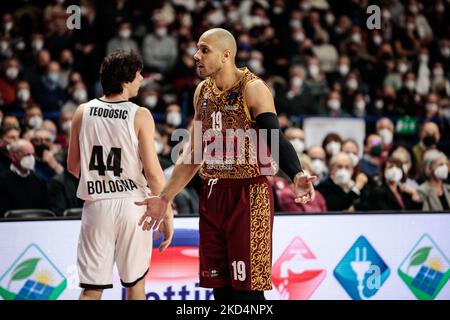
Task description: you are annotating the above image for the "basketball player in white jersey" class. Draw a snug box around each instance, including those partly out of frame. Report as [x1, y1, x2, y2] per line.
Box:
[67, 50, 173, 300]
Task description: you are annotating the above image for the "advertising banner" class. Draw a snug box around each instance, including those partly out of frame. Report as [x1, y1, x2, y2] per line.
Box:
[0, 213, 449, 300]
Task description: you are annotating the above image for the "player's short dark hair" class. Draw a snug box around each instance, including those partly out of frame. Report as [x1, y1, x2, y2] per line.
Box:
[100, 50, 143, 96]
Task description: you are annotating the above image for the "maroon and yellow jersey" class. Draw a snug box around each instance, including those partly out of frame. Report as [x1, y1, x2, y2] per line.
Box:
[197, 67, 274, 180]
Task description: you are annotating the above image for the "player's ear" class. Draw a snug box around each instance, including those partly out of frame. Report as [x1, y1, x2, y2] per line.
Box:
[223, 50, 230, 62]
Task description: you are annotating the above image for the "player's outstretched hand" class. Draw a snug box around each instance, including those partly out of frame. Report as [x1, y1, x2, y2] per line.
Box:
[135, 196, 169, 231]
[293, 171, 317, 204]
[153, 214, 174, 252]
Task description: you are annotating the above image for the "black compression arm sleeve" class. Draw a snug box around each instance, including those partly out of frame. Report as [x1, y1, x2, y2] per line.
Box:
[255, 112, 303, 181]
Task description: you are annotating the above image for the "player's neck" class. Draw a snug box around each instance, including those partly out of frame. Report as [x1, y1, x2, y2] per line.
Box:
[102, 91, 129, 102]
[213, 65, 243, 91]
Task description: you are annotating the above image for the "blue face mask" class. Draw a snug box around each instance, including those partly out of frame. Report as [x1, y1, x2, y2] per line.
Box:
[47, 72, 60, 84]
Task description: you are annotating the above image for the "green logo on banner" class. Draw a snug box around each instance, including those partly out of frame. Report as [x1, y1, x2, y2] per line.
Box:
[0, 244, 67, 300]
[398, 234, 450, 300]
[395, 117, 417, 135]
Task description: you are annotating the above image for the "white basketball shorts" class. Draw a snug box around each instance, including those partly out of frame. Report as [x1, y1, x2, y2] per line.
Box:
[77, 197, 152, 289]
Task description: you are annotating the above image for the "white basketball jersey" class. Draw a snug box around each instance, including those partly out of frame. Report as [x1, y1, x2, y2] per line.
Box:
[77, 98, 150, 201]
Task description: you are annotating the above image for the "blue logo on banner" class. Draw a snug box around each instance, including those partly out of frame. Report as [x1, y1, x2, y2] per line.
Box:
[334, 236, 390, 300]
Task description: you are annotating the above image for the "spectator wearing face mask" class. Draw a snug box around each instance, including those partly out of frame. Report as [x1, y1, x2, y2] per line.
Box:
[278, 65, 315, 115]
[366, 156, 422, 211]
[305, 57, 330, 112]
[164, 103, 182, 134]
[30, 128, 64, 182]
[352, 92, 367, 117]
[32, 61, 67, 112]
[322, 132, 342, 162]
[0, 125, 20, 173]
[142, 17, 178, 74]
[0, 139, 49, 217]
[316, 152, 368, 211]
[285, 127, 305, 157]
[61, 81, 89, 113]
[139, 83, 166, 113]
[328, 55, 351, 90]
[58, 49, 75, 90]
[341, 72, 361, 113]
[7, 80, 33, 113]
[307, 145, 328, 185]
[418, 151, 450, 211]
[0, 58, 21, 107]
[341, 138, 361, 174]
[325, 90, 346, 116]
[106, 22, 140, 56]
[23, 105, 44, 131]
[397, 71, 421, 116]
[412, 121, 441, 170]
[360, 133, 383, 179]
[56, 106, 74, 150]
[376, 117, 395, 162]
[390, 145, 419, 190]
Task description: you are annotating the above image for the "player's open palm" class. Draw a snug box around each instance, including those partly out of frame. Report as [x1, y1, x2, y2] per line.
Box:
[293, 172, 317, 204]
[136, 196, 168, 231]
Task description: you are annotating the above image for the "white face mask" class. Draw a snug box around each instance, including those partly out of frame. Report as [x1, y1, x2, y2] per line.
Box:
[426, 103, 438, 113]
[405, 80, 416, 91]
[347, 153, 360, 167]
[32, 40, 44, 51]
[155, 27, 167, 37]
[73, 89, 87, 103]
[378, 128, 393, 146]
[290, 19, 301, 29]
[186, 46, 197, 57]
[28, 116, 43, 129]
[346, 79, 358, 90]
[355, 100, 366, 112]
[311, 159, 327, 175]
[339, 64, 349, 76]
[62, 120, 71, 133]
[326, 141, 341, 156]
[20, 155, 35, 171]
[248, 59, 264, 75]
[373, 35, 382, 45]
[441, 47, 450, 58]
[291, 76, 303, 87]
[385, 166, 403, 183]
[351, 33, 361, 44]
[6, 67, 19, 80]
[333, 168, 351, 185]
[154, 140, 163, 155]
[166, 112, 182, 127]
[289, 138, 305, 155]
[17, 89, 30, 102]
[434, 164, 448, 180]
[145, 95, 157, 108]
[309, 65, 319, 77]
[119, 29, 131, 39]
[327, 99, 341, 111]
[433, 68, 444, 77]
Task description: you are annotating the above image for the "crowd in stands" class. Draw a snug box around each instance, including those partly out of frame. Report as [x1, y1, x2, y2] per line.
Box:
[0, 0, 449, 217]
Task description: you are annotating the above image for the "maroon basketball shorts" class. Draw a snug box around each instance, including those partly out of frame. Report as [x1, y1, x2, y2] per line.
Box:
[198, 176, 274, 291]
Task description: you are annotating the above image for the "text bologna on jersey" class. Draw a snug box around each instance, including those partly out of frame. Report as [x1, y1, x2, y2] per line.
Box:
[87, 179, 138, 195]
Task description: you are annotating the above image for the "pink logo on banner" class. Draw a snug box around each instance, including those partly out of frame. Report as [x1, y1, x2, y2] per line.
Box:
[272, 237, 326, 300]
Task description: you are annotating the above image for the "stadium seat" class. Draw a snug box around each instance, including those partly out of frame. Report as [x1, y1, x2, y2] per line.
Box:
[4, 209, 56, 219]
[63, 208, 82, 217]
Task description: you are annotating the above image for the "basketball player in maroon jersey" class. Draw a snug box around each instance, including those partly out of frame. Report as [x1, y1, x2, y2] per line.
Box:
[135, 28, 316, 300]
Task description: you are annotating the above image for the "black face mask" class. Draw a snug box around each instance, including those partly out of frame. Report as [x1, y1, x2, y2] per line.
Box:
[34, 144, 50, 159]
[423, 135, 437, 147]
[370, 144, 382, 157]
